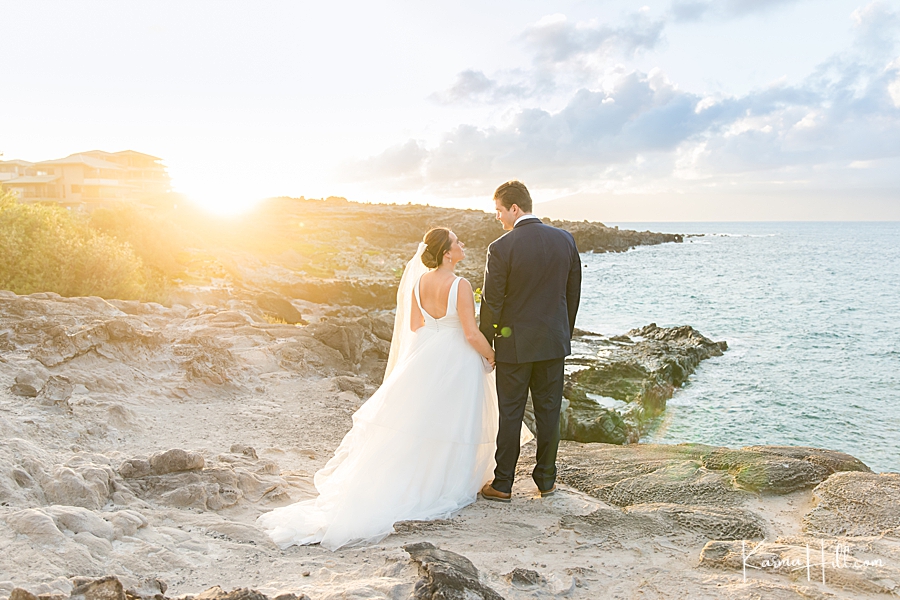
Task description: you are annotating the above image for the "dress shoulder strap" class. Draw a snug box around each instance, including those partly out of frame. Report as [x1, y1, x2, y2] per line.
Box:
[414, 274, 423, 310]
[447, 276, 462, 315]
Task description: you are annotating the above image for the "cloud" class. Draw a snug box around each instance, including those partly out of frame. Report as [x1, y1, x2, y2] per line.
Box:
[432, 10, 665, 105]
[669, 1, 712, 21]
[351, 4, 900, 198]
[670, 0, 805, 22]
[351, 139, 427, 184]
[353, 56, 900, 194]
[352, 70, 742, 192]
[522, 12, 665, 67]
[429, 69, 531, 105]
[668, 33, 900, 184]
[889, 58, 900, 108]
[851, 1, 900, 57]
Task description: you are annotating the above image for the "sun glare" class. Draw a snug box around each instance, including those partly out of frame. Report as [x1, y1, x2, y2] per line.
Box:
[184, 193, 264, 217]
[175, 176, 268, 217]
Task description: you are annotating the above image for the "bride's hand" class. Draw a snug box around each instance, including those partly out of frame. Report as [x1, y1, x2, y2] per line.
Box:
[487, 350, 496, 369]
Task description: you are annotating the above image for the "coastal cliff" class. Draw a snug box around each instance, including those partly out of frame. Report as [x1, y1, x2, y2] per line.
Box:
[2, 286, 898, 599]
[165, 196, 681, 311]
[1, 207, 897, 599]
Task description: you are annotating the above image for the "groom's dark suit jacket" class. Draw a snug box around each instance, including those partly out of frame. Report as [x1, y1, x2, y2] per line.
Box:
[479, 218, 582, 363]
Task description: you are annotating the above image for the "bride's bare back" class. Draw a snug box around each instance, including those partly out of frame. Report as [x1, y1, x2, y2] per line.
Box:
[416, 271, 456, 319]
[405, 228, 494, 367]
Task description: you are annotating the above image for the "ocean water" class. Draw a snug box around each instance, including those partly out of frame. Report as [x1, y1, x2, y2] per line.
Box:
[575, 222, 900, 474]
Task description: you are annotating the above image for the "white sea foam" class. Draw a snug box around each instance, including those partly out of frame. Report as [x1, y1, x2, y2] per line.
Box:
[586, 393, 628, 411]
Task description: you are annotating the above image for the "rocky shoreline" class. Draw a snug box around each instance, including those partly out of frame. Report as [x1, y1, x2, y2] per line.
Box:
[2, 288, 899, 599]
[555, 324, 728, 445]
[1, 205, 898, 599]
[0, 288, 725, 451]
[167, 197, 682, 311]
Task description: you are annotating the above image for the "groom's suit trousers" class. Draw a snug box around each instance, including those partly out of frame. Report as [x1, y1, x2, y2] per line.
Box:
[493, 357, 566, 494]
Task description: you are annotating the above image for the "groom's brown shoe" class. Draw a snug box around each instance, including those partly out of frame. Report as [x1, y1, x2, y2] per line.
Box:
[480, 483, 511, 503]
[538, 484, 557, 498]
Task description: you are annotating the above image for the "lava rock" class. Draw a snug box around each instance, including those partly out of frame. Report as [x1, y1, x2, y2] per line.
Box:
[335, 375, 366, 396]
[556, 442, 870, 508]
[71, 576, 125, 600]
[703, 446, 870, 494]
[404, 541, 505, 600]
[562, 502, 766, 541]
[118, 459, 152, 479]
[148, 449, 205, 475]
[11, 368, 50, 397]
[307, 321, 366, 364]
[194, 587, 268, 600]
[42, 464, 114, 510]
[504, 568, 544, 587]
[10, 590, 39, 600]
[803, 471, 900, 536]
[255, 294, 306, 325]
[39, 376, 74, 408]
[562, 324, 728, 444]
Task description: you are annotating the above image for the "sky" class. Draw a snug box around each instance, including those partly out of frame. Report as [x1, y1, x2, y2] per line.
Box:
[2, 0, 899, 219]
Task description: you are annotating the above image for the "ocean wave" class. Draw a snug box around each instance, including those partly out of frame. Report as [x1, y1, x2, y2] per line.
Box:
[703, 233, 779, 238]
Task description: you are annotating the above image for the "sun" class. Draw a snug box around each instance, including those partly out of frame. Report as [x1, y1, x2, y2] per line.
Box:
[174, 176, 267, 217]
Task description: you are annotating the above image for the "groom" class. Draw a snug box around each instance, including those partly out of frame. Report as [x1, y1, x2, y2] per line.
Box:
[479, 180, 581, 501]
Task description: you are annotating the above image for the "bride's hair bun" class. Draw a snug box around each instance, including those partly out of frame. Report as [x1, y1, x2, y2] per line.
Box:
[421, 227, 452, 269]
[421, 249, 437, 268]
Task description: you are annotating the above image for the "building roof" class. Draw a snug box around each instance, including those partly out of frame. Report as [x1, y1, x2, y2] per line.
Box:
[83, 149, 163, 161]
[80, 150, 113, 157]
[1, 175, 59, 185]
[112, 150, 162, 161]
[38, 153, 125, 170]
[0, 159, 35, 167]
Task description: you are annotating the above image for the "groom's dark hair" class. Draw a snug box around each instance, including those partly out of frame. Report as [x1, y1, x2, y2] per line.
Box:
[493, 180, 532, 213]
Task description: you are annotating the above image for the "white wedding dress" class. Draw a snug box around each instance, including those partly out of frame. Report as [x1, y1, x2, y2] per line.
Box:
[257, 245, 527, 551]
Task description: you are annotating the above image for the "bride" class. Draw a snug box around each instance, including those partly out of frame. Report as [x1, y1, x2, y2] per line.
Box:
[257, 227, 530, 551]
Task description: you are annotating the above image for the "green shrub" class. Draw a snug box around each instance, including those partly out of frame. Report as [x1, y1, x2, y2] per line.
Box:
[89, 204, 189, 277]
[0, 192, 147, 299]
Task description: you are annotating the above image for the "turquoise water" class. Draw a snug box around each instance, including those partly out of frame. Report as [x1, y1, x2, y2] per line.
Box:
[575, 222, 900, 474]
